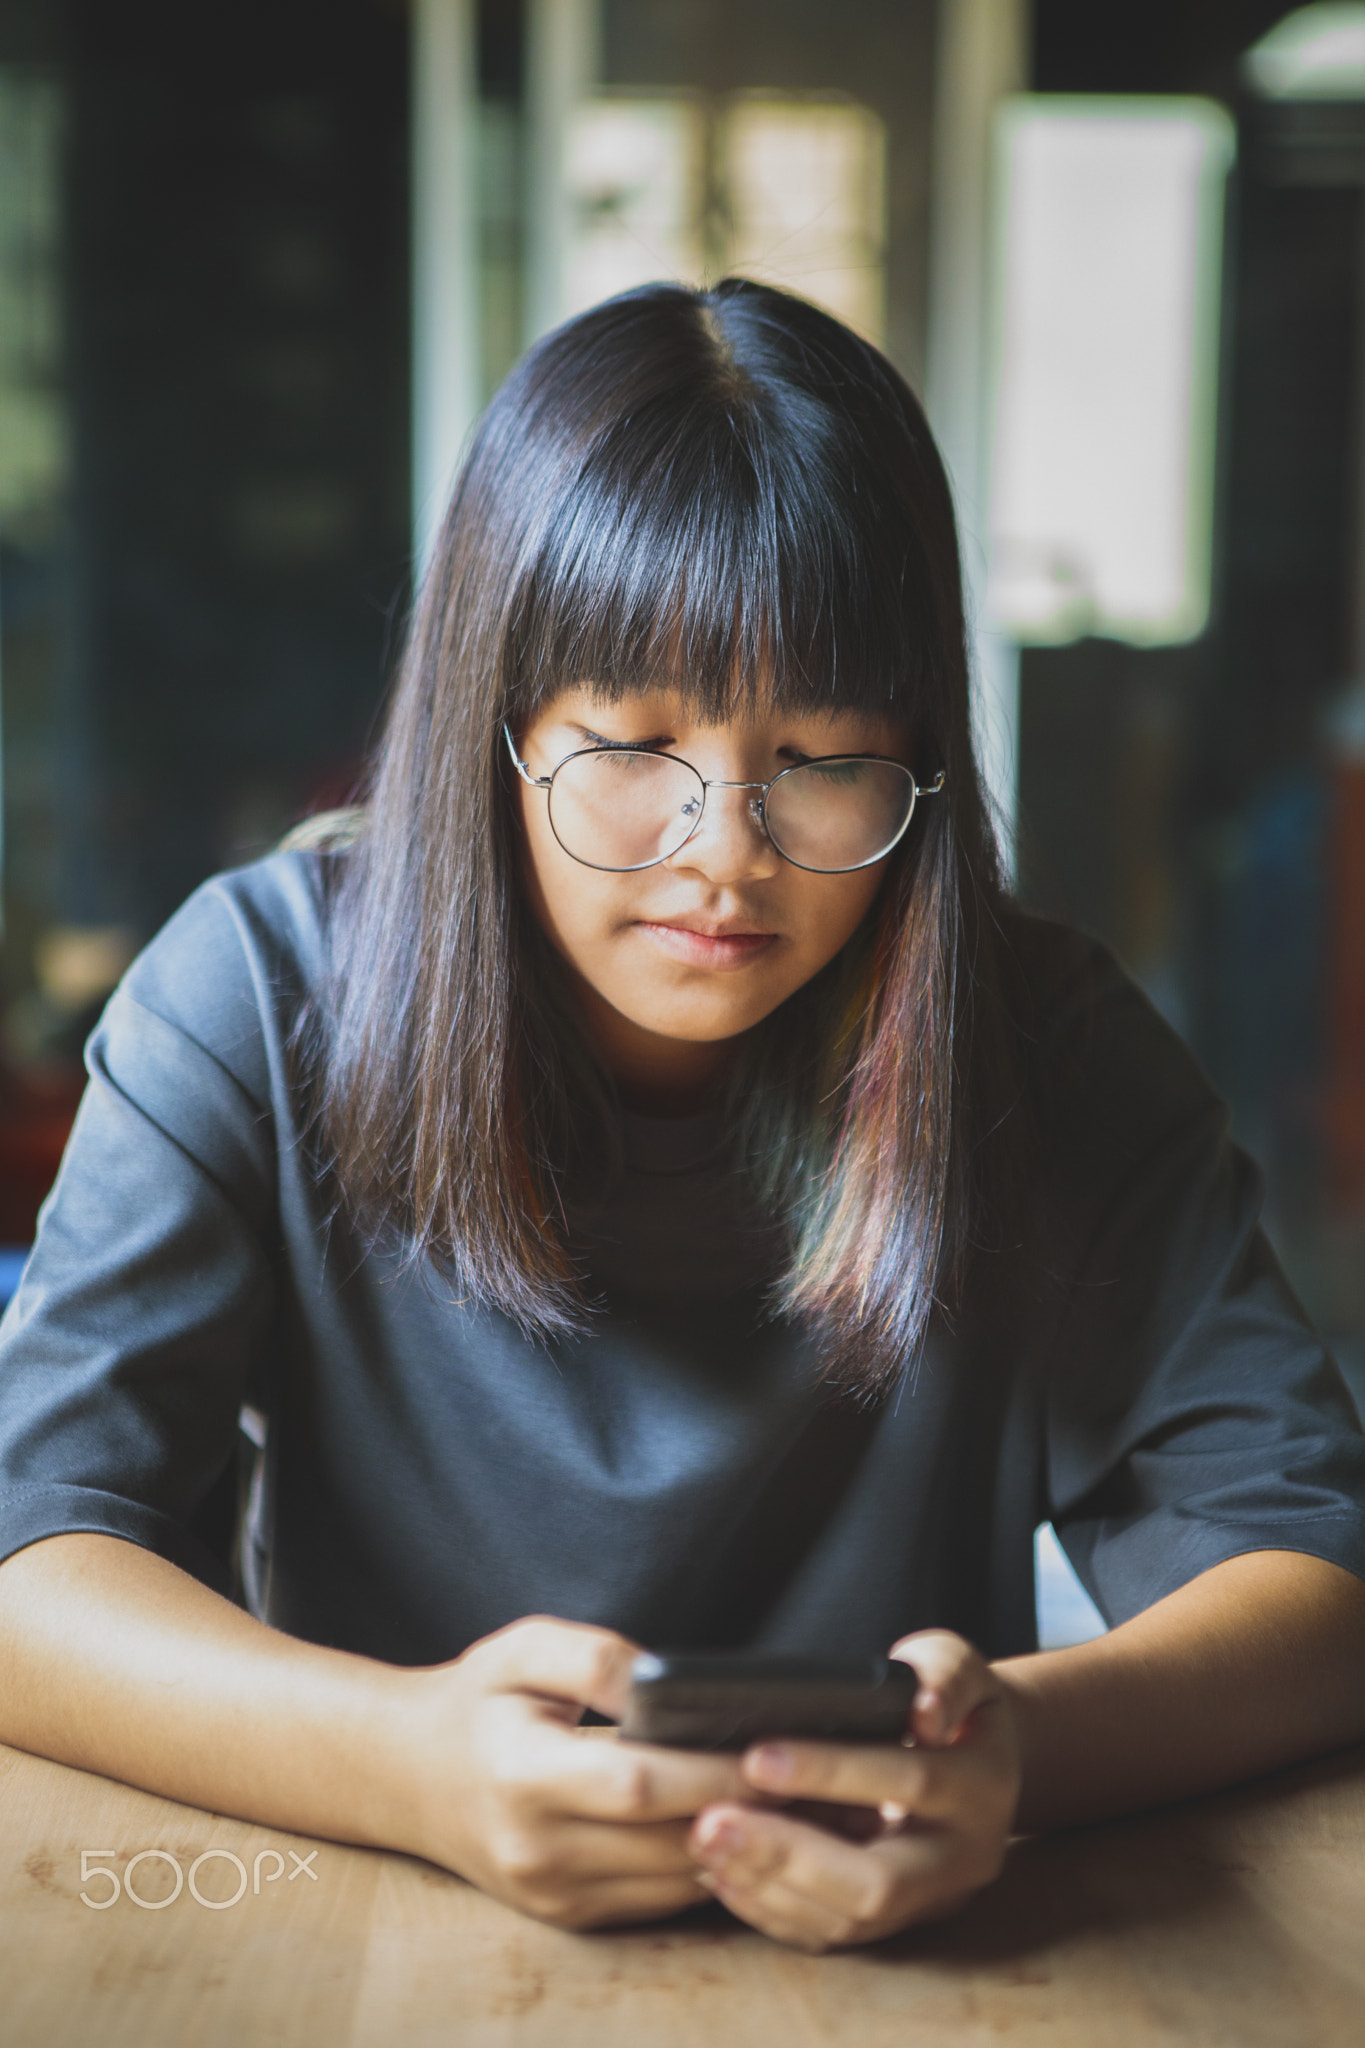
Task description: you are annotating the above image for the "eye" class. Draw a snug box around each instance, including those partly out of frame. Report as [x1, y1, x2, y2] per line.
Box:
[578, 728, 669, 754]
[798, 757, 869, 786]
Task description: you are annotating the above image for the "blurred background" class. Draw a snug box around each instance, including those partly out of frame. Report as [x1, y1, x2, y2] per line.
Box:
[0, 0, 1361, 1477]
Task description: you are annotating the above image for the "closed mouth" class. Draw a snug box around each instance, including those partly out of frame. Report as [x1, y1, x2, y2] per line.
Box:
[635, 920, 779, 964]
[651, 920, 774, 940]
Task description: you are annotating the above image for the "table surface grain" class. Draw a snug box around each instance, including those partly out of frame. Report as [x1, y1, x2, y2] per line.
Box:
[4, 1738, 1365, 2047]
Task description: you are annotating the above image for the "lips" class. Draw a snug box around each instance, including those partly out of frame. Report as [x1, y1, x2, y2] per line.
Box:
[636, 920, 778, 969]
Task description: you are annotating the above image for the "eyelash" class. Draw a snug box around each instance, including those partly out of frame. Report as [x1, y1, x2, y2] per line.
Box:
[579, 730, 666, 753]
[579, 730, 813, 764]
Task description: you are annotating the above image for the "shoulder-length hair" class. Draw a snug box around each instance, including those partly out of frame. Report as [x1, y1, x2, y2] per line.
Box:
[311, 278, 1016, 1395]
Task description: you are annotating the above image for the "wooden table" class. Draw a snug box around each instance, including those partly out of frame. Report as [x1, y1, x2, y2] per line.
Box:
[5, 1739, 1365, 2047]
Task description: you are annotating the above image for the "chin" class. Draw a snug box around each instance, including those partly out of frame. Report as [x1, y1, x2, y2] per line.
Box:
[637, 1001, 780, 1043]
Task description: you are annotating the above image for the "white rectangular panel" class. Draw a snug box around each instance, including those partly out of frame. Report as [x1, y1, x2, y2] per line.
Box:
[725, 96, 886, 344]
[563, 98, 705, 316]
[986, 98, 1234, 646]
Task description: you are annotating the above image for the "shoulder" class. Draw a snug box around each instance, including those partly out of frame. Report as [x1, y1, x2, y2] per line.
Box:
[1002, 907, 1215, 1104]
[102, 848, 347, 1108]
[994, 907, 1229, 1207]
[125, 847, 336, 1005]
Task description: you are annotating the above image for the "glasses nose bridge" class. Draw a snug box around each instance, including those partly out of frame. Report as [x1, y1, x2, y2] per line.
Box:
[680, 774, 773, 866]
[695, 775, 769, 830]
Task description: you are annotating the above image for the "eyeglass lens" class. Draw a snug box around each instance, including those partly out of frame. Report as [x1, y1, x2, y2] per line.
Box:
[545, 751, 916, 873]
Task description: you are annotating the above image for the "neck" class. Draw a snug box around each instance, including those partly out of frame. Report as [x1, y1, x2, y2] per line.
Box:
[568, 974, 738, 1117]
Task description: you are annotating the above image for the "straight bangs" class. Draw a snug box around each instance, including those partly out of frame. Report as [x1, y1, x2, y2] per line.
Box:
[314, 279, 1015, 1395]
[500, 354, 929, 734]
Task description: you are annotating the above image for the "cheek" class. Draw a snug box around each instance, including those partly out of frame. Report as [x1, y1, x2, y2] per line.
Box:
[791, 870, 887, 968]
[519, 791, 629, 953]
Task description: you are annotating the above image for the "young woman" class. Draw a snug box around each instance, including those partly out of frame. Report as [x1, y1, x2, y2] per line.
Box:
[1, 280, 1364, 1954]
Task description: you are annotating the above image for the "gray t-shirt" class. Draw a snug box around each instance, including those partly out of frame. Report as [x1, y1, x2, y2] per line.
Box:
[0, 849, 1362, 1663]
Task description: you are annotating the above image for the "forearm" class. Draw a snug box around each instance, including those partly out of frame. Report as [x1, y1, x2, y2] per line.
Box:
[998, 1549, 1365, 1833]
[0, 1533, 421, 1852]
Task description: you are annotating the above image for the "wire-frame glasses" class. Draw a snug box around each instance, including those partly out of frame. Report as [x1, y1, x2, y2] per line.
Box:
[504, 724, 946, 874]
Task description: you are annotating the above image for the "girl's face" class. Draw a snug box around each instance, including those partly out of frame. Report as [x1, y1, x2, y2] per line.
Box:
[514, 685, 909, 1108]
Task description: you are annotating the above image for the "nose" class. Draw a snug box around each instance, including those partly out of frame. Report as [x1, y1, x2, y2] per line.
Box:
[668, 781, 781, 883]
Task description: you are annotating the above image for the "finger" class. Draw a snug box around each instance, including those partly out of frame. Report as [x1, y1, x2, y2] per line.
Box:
[701, 1871, 855, 1953]
[472, 1813, 725, 1923]
[506, 1715, 755, 1822]
[689, 1805, 950, 1946]
[702, 1857, 935, 1952]
[557, 1733, 756, 1822]
[549, 1872, 713, 1931]
[693, 1805, 999, 1949]
[691, 1804, 908, 1915]
[887, 1631, 998, 1745]
[534, 1816, 706, 1880]
[461, 1616, 642, 1720]
[739, 1734, 966, 1818]
[706, 1856, 980, 1951]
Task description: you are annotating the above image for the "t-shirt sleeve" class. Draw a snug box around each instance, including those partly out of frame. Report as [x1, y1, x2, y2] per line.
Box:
[1033, 932, 1365, 1625]
[0, 881, 283, 1594]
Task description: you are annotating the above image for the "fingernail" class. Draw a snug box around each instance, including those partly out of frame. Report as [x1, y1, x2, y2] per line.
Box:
[694, 1813, 746, 1861]
[916, 1688, 946, 1741]
[747, 1742, 795, 1787]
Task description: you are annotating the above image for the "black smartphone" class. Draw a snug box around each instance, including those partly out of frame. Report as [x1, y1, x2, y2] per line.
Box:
[619, 1651, 919, 1750]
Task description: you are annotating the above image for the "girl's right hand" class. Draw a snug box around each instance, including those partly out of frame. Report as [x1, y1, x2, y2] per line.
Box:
[397, 1615, 753, 1929]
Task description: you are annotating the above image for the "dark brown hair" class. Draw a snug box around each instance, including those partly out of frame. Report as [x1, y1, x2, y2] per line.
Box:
[312, 278, 1016, 1393]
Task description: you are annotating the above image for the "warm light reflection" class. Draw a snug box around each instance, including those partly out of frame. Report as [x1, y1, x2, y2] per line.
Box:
[724, 97, 885, 343]
[563, 97, 704, 316]
[563, 92, 886, 344]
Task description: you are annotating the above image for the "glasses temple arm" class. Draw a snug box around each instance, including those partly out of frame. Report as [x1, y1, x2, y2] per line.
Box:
[502, 721, 552, 788]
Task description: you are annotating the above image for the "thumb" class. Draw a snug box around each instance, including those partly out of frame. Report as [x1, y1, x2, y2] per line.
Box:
[889, 1630, 997, 1746]
[462, 1615, 643, 1721]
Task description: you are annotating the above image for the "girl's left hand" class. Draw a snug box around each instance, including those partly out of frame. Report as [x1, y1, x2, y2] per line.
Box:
[686, 1631, 1019, 1951]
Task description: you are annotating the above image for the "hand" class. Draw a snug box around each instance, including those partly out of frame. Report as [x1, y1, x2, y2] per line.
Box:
[400, 1616, 753, 1929]
[686, 1631, 1019, 1951]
